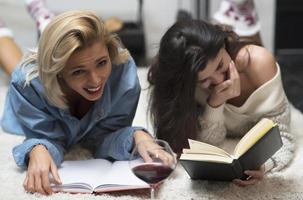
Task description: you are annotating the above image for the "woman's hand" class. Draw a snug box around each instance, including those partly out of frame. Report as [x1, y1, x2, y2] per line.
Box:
[24, 144, 61, 195]
[133, 130, 158, 163]
[232, 165, 265, 186]
[133, 131, 176, 166]
[207, 61, 241, 108]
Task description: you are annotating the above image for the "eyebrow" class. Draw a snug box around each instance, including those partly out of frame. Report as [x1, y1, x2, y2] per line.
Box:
[199, 57, 224, 82]
[95, 56, 108, 63]
[69, 56, 108, 70]
[217, 59, 223, 70]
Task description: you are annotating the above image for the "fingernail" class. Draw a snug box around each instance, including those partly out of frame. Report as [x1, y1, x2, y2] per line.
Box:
[244, 170, 250, 175]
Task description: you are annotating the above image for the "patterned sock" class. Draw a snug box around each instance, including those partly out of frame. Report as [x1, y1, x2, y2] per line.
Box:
[213, 0, 260, 36]
[25, 0, 55, 34]
[232, 0, 258, 26]
[0, 18, 13, 38]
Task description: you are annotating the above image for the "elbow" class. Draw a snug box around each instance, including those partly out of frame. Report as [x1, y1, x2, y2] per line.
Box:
[196, 130, 226, 146]
[270, 142, 295, 172]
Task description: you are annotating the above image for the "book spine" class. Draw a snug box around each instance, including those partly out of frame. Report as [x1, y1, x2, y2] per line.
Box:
[232, 160, 245, 179]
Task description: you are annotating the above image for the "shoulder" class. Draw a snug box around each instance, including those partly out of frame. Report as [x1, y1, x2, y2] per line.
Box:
[9, 63, 47, 107]
[11, 64, 26, 85]
[235, 45, 277, 87]
[110, 56, 140, 90]
[113, 56, 137, 73]
[107, 57, 141, 105]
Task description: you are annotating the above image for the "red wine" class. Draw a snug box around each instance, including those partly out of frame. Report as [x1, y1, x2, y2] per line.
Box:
[132, 163, 173, 184]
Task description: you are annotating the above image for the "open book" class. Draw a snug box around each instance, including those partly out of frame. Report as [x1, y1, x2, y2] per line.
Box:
[180, 118, 283, 181]
[51, 159, 149, 194]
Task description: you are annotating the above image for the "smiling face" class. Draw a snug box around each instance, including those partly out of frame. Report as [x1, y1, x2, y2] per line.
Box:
[197, 48, 232, 90]
[60, 41, 112, 102]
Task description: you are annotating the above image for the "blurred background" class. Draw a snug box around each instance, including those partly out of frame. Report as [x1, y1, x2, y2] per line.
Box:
[0, 0, 276, 60]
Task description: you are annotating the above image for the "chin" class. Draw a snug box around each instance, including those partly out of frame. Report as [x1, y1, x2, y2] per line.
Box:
[87, 90, 104, 102]
[86, 94, 102, 102]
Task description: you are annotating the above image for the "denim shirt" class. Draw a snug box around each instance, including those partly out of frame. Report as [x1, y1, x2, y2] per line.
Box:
[1, 57, 146, 169]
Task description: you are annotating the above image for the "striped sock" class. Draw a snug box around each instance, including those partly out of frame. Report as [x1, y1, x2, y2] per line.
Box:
[0, 18, 13, 38]
[213, 0, 260, 36]
[229, 0, 257, 25]
[25, 0, 55, 33]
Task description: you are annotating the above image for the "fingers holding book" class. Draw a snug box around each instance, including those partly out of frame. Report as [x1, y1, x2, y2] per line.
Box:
[232, 165, 265, 186]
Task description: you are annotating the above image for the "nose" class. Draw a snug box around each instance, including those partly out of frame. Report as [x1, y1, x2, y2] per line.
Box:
[88, 70, 101, 86]
[210, 72, 225, 85]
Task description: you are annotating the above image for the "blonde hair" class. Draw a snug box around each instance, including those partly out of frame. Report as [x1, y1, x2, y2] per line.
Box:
[22, 10, 130, 109]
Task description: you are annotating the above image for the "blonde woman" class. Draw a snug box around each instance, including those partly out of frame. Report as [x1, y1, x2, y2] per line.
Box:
[1, 10, 159, 195]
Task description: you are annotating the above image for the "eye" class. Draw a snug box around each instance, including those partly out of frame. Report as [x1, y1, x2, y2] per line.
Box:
[71, 69, 85, 76]
[217, 62, 224, 70]
[98, 59, 107, 67]
[198, 79, 207, 84]
[198, 78, 211, 89]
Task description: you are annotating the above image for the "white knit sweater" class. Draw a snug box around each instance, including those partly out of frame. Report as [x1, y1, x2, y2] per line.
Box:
[195, 64, 295, 172]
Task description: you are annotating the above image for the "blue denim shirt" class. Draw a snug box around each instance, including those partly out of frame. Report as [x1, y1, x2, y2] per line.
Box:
[1, 57, 146, 169]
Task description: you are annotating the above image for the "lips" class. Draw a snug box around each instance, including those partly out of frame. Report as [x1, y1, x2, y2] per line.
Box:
[84, 85, 103, 97]
[86, 86, 101, 92]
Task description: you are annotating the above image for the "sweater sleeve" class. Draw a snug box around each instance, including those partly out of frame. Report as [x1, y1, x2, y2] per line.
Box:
[264, 100, 295, 172]
[197, 103, 227, 145]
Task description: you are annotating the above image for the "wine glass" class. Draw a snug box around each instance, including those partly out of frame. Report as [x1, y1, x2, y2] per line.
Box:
[129, 139, 177, 199]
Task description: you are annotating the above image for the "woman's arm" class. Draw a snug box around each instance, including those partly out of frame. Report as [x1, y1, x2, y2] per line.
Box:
[2, 71, 67, 195]
[2, 75, 67, 168]
[265, 101, 295, 172]
[196, 60, 240, 145]
[197, 103, 227, 145]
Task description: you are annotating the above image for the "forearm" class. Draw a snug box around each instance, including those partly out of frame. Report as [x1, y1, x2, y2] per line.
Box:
[13, 138, 65, 168]
[265, 102, 295, 172]
[197, 103, 227, 145]
[94, 126, 150, 160]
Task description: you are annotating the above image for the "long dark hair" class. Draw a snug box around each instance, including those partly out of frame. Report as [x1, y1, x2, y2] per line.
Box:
[148, 19, 245, 153]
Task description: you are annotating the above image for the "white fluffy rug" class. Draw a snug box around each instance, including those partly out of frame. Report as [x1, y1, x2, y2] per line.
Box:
[1, 69, 303, 200]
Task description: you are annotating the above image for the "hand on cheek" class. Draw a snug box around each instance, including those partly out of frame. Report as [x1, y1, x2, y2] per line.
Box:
[207, 61, 240, 107]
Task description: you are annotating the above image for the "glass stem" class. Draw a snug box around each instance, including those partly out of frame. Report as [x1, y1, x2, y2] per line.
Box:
[150, 185, 155, 199]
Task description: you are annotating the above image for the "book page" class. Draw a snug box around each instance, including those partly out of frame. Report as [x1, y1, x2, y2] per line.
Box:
[180, 153, 233, 164]
[234, 118, 274, 158]
[182, 148, 233, 158]
[53, 159, 149, 193]
[187, 139, 231, 158]
[53, 159, 112, 192]
[94, 159, 149, 192]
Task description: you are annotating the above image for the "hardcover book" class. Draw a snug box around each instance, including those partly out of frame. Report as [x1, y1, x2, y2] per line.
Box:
[180, 118, 283, 181]
[51, 159, 149, 193]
